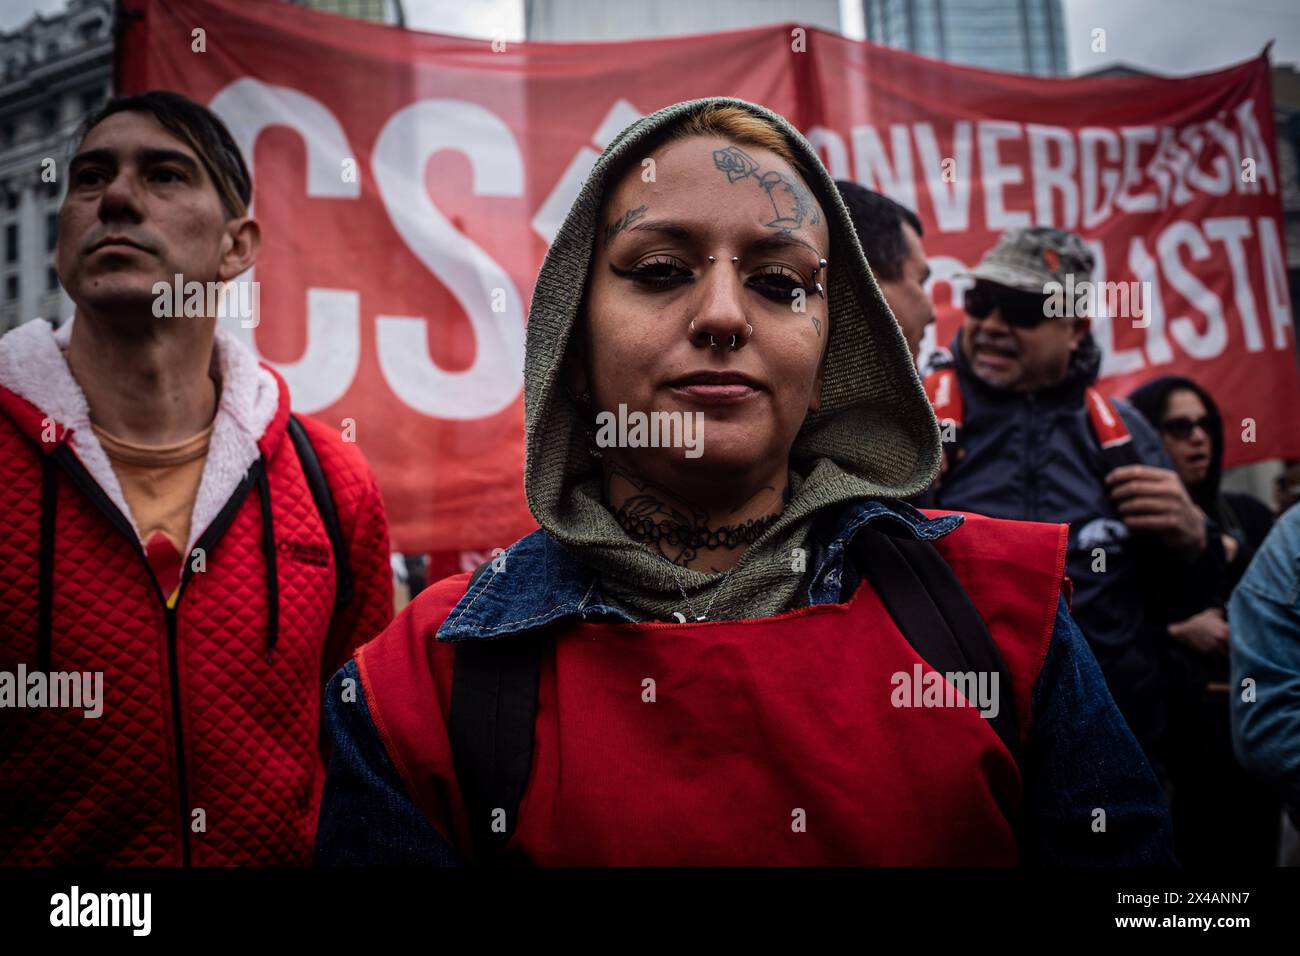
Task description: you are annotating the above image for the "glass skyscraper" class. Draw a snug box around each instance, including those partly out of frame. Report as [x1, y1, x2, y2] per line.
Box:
[863, 0, 1068, 76]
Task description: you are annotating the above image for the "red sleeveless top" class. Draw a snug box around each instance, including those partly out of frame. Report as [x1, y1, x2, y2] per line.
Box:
[357, 510, 1067, 865]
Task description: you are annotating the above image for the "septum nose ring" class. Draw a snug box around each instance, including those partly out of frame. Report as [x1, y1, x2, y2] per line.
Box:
[690, 320, 754, 350]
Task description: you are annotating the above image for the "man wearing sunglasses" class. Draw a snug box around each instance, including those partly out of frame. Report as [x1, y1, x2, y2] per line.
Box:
[925, 226, 1222, 770]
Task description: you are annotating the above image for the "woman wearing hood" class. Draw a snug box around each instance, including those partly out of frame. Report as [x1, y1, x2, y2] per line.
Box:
[1129, 376, 1278, 865]
[315, 98, 1172, 866]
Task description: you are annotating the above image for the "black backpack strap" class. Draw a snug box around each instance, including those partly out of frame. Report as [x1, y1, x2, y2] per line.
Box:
[286, 414, 354, 609]
[449, 560, 543, 864]
[852, 527, 1020, 761]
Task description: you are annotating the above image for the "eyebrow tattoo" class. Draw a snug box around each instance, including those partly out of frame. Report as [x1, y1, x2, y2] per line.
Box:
[604, 204, 649, 245]
[711, 144, 820, 237]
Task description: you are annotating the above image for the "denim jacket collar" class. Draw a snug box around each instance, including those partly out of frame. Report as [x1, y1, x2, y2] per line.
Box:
[436, 498, 963, 642]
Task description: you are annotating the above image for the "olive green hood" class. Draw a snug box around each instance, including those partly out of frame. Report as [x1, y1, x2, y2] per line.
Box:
[521, 96, 940, 619]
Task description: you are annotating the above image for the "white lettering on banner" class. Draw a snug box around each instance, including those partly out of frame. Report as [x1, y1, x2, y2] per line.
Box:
[1066, 218, 1288, 379]
[1189, 120, 1234, 196]
[1160, 221, 1226, 360]
[1204, 217, 1263, 352]
[978, 120, 1030, 230]
[1088, 239, 1146, 378]
[209, 81, 527, 420]
[1117, 126, 1159, 214]
[1079, 126, 1122, 228]
[913, 121, 972, 232]
[844, 101, 1272, 236]
[198, 78, 1288, 425]
[1153, 127, 1195, 207]
[1027, 123, 1077, 229]
[532, 98, 643, 244]
[210, 78, 361, 414]
[852, 123, 917, 214]
[806, 125, 850, 179]
[1258, 215, 1292, 349]
[1127, 233, 1174, 365]
[372, 99, 525, 419]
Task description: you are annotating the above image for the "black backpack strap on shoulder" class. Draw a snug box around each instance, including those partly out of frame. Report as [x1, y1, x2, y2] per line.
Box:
[286, 414, 354, 609]
[853, 527, 1020, 760]
[449, 559, 544, 865]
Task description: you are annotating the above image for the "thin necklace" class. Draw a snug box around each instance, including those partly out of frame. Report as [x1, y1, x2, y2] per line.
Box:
[674, 566, 736, 622]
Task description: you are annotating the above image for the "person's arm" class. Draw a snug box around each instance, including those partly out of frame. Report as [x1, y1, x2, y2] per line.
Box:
[1016, 597, 1176, 866]
[315, 659, 463, 866]
[1107, 402, 1225, 624]
[1222, 493, 1276, 590]
[320, 469, 394, 685]
[1228, 507, 1300, 807]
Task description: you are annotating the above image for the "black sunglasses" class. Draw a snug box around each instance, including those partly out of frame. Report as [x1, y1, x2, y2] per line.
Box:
[963, 283, 1052, 329]
[1159, 416, 1212, 440]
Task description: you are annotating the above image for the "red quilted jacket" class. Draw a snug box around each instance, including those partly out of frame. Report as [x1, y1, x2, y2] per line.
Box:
[0, 319, 394, 866]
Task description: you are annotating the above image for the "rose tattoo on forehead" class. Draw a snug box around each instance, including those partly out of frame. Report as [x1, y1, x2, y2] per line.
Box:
[712, 145, 820, 235]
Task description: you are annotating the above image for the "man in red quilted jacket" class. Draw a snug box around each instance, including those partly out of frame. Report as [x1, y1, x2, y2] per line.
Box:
[0, 91, 393, 865]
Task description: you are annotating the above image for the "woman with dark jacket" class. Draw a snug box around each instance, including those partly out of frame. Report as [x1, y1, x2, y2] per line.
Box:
[1129, 375, 1278, 865]
[312, 97, 1173, 866]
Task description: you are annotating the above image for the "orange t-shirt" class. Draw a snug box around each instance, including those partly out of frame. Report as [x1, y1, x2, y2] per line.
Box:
[93, 422, 214, 606]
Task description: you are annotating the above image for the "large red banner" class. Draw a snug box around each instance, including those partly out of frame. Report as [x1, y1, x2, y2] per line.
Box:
[117, 0, 1300, 553]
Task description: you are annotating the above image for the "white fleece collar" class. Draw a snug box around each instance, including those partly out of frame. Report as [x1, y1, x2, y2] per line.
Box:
[0, 317, 280, 555]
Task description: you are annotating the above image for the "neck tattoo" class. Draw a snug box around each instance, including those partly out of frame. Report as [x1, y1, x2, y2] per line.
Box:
[613, 507, 781, 553]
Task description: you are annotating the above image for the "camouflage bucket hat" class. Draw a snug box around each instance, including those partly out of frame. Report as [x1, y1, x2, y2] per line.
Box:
[962, 225, 1096, 294]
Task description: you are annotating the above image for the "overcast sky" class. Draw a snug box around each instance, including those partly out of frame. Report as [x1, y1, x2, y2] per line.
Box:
[3, 0, 1297, 74]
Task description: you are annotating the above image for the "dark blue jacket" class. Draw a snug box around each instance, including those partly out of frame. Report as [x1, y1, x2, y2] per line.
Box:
[315, 498, 1175, 866]
[933, 333, 1222, 759]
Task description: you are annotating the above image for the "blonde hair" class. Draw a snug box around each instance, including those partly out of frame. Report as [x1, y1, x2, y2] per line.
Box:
[663, 104, 808, 177]
[602, 104, 814, 196]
